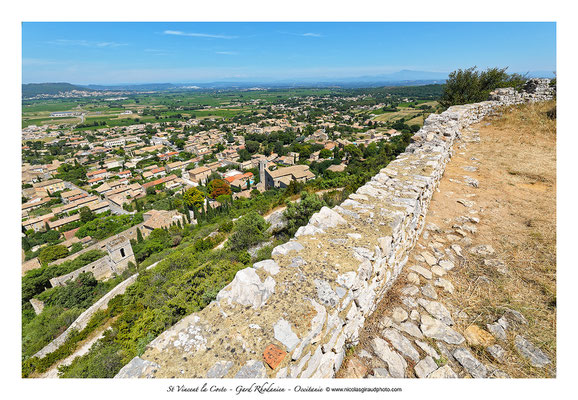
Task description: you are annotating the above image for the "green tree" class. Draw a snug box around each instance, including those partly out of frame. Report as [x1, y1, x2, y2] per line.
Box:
[344, 144, 362, 160]
[238, 148, 251, 162]
[363, 143, 378, 158]
[182, 187, 205, 210]
[136, 228, 144, 243]
[38, 244, 69, 265]
[56, 162, 87, 184]
[319, 149, 333, 159]
[439, 66, 527, 109]
[79, 206, 95, 223]
[245, 140, 260, 154]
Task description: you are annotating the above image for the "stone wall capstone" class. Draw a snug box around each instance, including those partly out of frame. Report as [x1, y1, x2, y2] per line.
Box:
[114, 81, 553, 379]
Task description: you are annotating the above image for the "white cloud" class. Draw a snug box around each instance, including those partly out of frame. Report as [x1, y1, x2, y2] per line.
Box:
[163, 30, 237, 39]
[95, 41, 127, 47]
[46, 39, 127, 47]
[215, 51, 239, 55]
[278, 31, 324, 38]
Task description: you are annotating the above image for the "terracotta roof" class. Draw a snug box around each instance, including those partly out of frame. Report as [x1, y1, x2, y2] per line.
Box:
[142, 174, 178, 189]
[63, 227, 80, 240]
[33, 178, 63, 188]
[87, 169, 107, 177]
[224, 172, 253, 183]
[87, 177, 104, 183]
[48, 214, 81, 229]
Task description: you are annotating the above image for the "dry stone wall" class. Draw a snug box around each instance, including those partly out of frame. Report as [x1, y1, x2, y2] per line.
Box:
[115, 80, 553, 379]
[34, 272, 139, 359]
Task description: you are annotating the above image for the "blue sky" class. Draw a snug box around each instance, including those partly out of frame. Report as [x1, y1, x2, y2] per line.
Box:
[22, 22, 556, 84]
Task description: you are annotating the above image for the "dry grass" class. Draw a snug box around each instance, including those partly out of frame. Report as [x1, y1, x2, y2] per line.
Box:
[338, 100, 556, 378]
[443, 100, 556, 378]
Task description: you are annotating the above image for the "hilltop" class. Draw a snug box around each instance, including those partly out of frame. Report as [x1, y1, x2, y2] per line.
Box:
[22, 83, 96, 98]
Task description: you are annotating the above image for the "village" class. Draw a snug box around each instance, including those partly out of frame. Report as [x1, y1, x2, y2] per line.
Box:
[21, 90, 420, 273]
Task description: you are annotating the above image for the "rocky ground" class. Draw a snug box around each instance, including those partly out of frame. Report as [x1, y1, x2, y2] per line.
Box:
[338, 101, 556, 379]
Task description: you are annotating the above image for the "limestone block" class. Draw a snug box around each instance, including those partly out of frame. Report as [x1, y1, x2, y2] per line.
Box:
[253, 259, 280, 275]
[309, 206, 347, 230]
[216, 268, 275, 309]
[271, 240, 304, 256]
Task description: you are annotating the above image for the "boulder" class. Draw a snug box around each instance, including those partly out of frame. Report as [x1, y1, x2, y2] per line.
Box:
[272, 241, 304, 256]
[415, 356, 438, 378]
[253, 259, 280, 275]
[309, 206, 348, 230]
[464, 325, 495, 347]
[216, 268, 275, 309]
[207, 360, 234, 378]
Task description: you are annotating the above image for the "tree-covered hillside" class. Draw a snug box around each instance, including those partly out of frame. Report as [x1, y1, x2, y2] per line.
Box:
[22, 83, 94, 97]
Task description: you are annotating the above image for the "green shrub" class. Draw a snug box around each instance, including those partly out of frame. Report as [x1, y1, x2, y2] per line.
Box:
[38, 244, 69, 265]
[218, 220, 234, 233]
[283, 191, 326, 237]
[439, 66, 527, 109]
[22, 306, 83, 359]
[227, 211, 269, 251]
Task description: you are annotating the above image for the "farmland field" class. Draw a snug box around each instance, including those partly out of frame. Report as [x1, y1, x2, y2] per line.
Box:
[371, 100, 438, 124]
[22, 88, 441, 129]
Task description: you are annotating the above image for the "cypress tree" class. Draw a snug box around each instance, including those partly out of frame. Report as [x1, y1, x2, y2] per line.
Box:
[136, 227, 144, 243]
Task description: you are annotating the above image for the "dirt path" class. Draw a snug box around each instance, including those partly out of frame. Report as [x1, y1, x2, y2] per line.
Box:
[338, 101, 556, 379]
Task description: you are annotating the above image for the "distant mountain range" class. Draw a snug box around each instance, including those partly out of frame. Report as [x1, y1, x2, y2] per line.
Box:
[83, 83, 181, 91]
[22, 69, 555, 96]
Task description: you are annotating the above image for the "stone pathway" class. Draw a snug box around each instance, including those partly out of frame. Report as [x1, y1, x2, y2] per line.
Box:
[339, 127, 553, 379]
